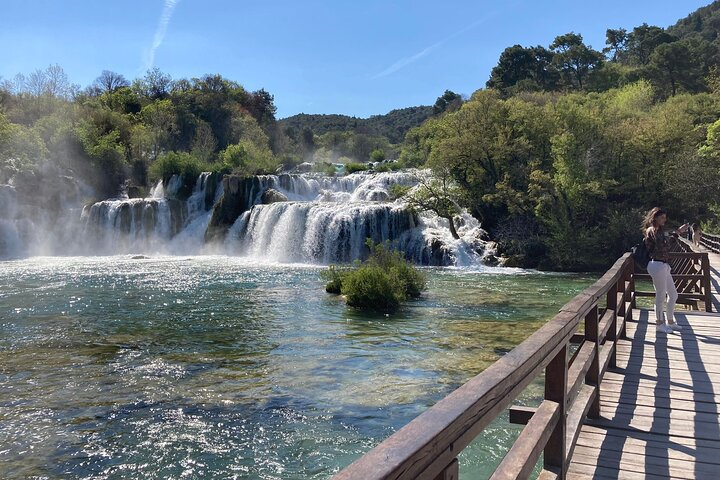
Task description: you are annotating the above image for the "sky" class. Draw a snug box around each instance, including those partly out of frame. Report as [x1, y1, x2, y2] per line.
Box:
[0, 0, 712, 118]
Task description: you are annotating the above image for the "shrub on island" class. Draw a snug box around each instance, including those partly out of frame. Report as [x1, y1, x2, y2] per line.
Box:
[321, 240, 427, 312]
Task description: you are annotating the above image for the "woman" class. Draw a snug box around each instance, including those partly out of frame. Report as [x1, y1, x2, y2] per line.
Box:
[692, 223, 703, 248]
[643, 208, 690, 333]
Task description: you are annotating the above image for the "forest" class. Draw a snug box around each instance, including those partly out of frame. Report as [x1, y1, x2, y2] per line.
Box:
[2, 1, 720, 270]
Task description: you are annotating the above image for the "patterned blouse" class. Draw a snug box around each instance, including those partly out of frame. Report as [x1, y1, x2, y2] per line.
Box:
[644, 226, 679, 262]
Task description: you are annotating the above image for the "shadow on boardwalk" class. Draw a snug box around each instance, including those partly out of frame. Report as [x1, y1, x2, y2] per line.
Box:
[568, 309, 720, 478]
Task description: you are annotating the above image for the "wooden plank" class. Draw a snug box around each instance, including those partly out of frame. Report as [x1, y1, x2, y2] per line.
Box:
[571, 446, 720, 478]
[566, 340, 595, 406]
[614, 356, 720, 375]
[600, 375, 718, 396]
[544, 346, 568, 475]
[599, 401, 720, 427]
[508, 405, 535, 425]
[599, 378, 720, 404]
[490, 400, 560, 480]
[567, 461, 656, 480]
[586, 415, 720, 441]
[579, 424, 720, 450]
[565, 384, 596, 467]
[609, 364, 720, 384]
[597, 308, 615, 343]
[575, 429, 720, 463]
[599, 391, 720, 414]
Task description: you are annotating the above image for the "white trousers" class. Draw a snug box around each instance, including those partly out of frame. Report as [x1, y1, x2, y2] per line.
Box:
[646, 260, 678, 324]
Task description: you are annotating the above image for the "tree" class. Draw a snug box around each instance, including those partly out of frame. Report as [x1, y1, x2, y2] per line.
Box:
[624, 24, 676, 66]
[402, 171, 463, 239]
[432, 90, 462, 115]
[487, 45, 558, 93]
[133, 68, 173, 100]
[604, 28, 628, 61]
[93, 70, 129, 94]
[550, 33, 604, 90]
[647, 41, 696, 95]
[140, 99, 177, 160]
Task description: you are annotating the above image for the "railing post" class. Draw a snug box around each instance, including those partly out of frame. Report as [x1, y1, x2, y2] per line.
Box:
[584, 306, 600, 419]
[629, 260, 636, 309]
[606, 281, 618, 369]
[544, 345, 568, 478]
[433, 458, 458, 480]
[702, 253, 712, 313]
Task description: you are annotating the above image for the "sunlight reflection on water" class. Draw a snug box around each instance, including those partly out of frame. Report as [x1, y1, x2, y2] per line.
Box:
[0, 256, 592, 479]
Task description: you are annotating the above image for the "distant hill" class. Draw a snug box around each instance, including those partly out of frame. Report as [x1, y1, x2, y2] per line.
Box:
[279, 105, 434, 144]
[668, 0, 720, 42]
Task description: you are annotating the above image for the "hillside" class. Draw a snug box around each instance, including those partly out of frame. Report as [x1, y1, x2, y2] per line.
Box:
[279, 105, 434, 144]
[668, 0, 720, 42]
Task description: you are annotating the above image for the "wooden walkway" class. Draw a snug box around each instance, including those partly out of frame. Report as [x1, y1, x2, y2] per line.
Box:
[567, 252, 720, 479]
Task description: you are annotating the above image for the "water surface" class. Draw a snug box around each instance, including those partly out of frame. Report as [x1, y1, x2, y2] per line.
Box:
[0, 256, 593, 479]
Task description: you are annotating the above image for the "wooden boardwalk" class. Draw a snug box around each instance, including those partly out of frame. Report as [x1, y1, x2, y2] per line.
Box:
[567, 252, 720, 479]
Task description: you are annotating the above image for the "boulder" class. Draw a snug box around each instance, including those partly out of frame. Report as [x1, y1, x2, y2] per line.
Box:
[261, 188, 288, 204]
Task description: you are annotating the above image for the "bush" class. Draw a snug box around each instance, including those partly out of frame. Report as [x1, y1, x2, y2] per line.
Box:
[312, 161, 336, 175]
[149, 151, 206, 198]
[342, 265, 403, 312]
[345, 162, 370, 174]
[322, 240, 427, 313]
[218, 140, 278, 176]
[320, 265, 347, 293]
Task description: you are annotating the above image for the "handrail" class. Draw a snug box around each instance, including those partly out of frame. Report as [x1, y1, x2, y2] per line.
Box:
[699, 232, 720, 253]
[334, 253, 636, 480]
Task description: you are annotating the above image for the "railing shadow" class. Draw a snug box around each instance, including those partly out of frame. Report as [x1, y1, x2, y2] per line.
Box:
[588, 311, 649, 476]
[677, 313, 720, 479]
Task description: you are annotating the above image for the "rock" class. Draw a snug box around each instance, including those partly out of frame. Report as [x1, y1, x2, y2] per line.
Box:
[205, 175, 265, 242]
[484, 254, 499, 266]
[293, 162, 313, 173]
[127, 186, 147, 198]
[261, 188, 289, 204]
[131, 255, 149, 260]
[501, 255, 525, 268]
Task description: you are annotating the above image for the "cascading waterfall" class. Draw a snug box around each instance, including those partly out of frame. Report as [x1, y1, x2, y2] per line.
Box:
[8, 169, 487, 265]
[229, 202, 420, 263]
[81, 173, 223, 255]
[224, 170, 487, 266]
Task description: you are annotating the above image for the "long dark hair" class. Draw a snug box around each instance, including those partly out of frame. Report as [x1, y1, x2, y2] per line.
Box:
[642, 207, 667, 237]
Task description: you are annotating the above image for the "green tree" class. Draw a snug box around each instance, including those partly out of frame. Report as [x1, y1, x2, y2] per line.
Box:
[550, 33, 604, 90]
[432, 90, 463, 115]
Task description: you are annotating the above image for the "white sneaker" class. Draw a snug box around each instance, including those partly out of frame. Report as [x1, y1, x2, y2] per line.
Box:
[656, 324, 673, 333]
[668, 323, 682, 332]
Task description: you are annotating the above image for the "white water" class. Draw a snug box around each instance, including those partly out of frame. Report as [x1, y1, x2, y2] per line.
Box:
[6, 170, 487, 265]
[81, 174, 224, 255]
[224, 171, 487, 266]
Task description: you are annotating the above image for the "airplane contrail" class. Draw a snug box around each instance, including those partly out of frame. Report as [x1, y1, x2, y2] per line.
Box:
[143, 0, 180, 71]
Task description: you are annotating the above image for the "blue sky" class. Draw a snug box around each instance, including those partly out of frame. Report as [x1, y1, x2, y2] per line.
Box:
[0, 0, 711, 118]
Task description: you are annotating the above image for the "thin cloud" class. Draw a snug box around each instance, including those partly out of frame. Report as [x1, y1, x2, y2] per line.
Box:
[143, 0, 180, 71]
[371, 9, 510, 79]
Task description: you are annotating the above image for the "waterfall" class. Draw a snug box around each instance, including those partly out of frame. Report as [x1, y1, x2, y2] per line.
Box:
[228, 202, 419, 263]
[222, 170, 487, 266]
[81, 172, 224, 255]
[8, 169, 487, 265]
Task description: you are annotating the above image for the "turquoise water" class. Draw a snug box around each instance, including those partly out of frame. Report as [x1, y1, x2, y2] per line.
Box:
[0, 256, 593, 479]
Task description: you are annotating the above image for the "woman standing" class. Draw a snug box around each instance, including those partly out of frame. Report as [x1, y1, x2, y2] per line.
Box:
[643, 208, 690, 333]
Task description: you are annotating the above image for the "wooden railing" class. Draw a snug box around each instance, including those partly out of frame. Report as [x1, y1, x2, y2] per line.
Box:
[633, 242, 713, 312]
[333, 253, 636, 480]
[699, 232, 720, 253]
